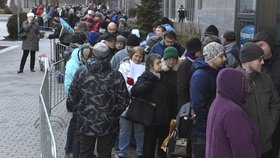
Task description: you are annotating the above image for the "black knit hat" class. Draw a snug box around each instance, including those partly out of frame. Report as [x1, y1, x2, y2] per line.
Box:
[204, 25, 219, 36]
[186, 38, 202, 54]
[251, 31, 274, 49]
[240, 43, 264, 63]
[126, 34, 140, 47]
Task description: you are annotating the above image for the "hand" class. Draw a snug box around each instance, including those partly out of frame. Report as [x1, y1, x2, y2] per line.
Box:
[127, 77, 134, 85]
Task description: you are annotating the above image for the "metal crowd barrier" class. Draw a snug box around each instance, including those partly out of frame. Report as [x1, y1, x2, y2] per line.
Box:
[39, 62, 57, 158]
[50, 39, 68, 64]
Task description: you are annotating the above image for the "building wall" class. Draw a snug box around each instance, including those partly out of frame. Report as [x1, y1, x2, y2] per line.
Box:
[194, 0, 236, 36]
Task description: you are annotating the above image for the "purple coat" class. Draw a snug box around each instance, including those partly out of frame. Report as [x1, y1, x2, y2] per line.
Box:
[206, 68, 261, 158]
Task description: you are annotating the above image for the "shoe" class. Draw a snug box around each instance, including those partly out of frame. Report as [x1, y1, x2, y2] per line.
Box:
[17, 70, 23, 73]
[31, 69, 35, 72]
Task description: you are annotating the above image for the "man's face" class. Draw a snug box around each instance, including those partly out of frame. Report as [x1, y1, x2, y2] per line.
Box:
[255, 41, 272, 59]
[107, 23, 117, 33]
[210, 53, 226, 69]
[155, 27, 164, 37]
[150, 58, 162, 72]
[164, 37, 175, 46]
[246, 56, 264, 73]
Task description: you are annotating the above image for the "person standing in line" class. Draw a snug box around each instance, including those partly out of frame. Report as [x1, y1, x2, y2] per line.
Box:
[177, 5, 186, 23]
[206, 68, 261, 158]
[17, 12, 40, 73]
[239, 43, 280, 158]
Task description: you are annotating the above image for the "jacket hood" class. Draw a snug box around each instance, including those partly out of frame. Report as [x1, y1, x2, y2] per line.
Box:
[86, 56, 111, 73]
[216, 68, 247, 104]
[70, 46, 83, 65]
[192, 56, 210, 70]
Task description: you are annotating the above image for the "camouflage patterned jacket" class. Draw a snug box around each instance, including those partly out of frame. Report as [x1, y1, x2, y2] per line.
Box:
[67, 57, 129, 136]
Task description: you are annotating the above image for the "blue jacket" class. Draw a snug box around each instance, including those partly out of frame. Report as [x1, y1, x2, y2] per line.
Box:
[150, 40, 185, 57]
[64, 46, 84, 92]
[189, 57, 219, 138]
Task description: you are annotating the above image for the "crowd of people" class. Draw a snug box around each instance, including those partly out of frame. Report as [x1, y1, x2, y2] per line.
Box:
[17, 2, 280, 158]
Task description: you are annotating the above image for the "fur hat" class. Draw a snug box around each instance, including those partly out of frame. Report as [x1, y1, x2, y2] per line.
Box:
[126, 34, 141, 47]
[186, 38, 202, 54]
[203, 42, 225, 62]
[240, 43, 264, 63]
[204, 25, 219, 37]
[93, 42, 110, 59]
[163, 47, 179, 60]
[251, 31, 274, 49]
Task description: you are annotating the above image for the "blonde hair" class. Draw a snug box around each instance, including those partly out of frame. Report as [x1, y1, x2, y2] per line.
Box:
[129, 46, 145, 60]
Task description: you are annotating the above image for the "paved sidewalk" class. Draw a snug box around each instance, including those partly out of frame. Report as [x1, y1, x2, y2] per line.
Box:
[0, 33, 137, 158]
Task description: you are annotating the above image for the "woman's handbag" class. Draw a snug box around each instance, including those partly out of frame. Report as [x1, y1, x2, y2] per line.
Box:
[168, 128, 191, 157]
[125, 97, 156, 126]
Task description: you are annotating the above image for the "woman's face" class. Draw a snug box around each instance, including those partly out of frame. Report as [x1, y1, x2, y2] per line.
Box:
[150, 58, 161, 72]
[132, 51, 144, 64]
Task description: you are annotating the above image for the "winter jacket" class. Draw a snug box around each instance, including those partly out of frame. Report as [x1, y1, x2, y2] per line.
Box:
[64, 46, 83, 92]
[66, 57, 129, 136]
[21, 20, 40, 51]
[110, 48, 129, 70]
[150, 40, 185, 57]
[206, 68, 261, 158]
[91, 18, 101, 32]
[87, 31, 100, 46]
[240, 70, 280, 153]
[48, 23, 72, 45]
[161, 59, 181, 120]
[131, 70, 169, 125]
[177, 53, 197, 108]
[262, 53, 280, 95]
[189, 57, 219, 138]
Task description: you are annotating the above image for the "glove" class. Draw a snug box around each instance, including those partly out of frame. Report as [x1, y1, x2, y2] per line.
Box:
[127, 77, 134, 86]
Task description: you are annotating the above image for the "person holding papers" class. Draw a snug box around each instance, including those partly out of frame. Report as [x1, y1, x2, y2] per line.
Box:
[118, 46, 146, 158]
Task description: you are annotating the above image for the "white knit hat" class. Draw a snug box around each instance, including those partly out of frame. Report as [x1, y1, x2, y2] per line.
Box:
[27, 12, 35, 17]
[203, 42, 225, 62]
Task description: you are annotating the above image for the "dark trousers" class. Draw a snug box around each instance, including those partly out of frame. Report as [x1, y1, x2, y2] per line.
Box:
[78, 133, 116, 158]
[191, 136, 205, 158]
[19, 50, 35, 70]
[143, 124, 169, 158]
[262, 149, 273, 158]
[65, 113, 77, 154]
[272, 121, 280, 158]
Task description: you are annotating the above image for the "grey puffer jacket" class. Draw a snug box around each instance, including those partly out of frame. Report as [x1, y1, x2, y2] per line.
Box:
[21, 20, 40, 51]
[66, 57, 129, 136]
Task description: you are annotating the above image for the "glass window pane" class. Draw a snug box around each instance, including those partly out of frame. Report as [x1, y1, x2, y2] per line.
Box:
[239, 0, 256, 14]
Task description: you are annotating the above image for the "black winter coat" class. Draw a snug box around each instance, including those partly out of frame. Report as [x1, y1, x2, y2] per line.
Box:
[131, 70, 169, 125]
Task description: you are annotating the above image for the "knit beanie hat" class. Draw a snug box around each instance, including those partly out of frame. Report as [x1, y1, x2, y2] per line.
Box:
[164, 47, 179, 60]
[93, 42, 110, 59]
[203, 42, 225, 62]
[27, 12, 35, 17]
[126, 34, 141, 47]
[240, 43, 264, 63]
[117, 35, 127, 45]
[251, 31, 274, 49]
[204, 25, 219, 36]
[186, 38, 202, 54]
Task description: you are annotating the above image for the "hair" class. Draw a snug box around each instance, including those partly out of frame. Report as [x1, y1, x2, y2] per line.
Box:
[76, 22, 88, 32]
[145, 54, 162, 70]
[72, 31, 87, 44]
[164, 31, 177, 40]
[80, 44, 93, 59]
[129, 46, 145, 61]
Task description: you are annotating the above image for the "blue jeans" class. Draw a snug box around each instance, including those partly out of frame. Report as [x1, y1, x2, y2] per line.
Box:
[118, 117, 144, 157]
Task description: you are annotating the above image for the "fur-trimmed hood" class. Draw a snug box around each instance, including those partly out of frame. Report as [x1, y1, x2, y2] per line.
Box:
[161, 58, 182, 72]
